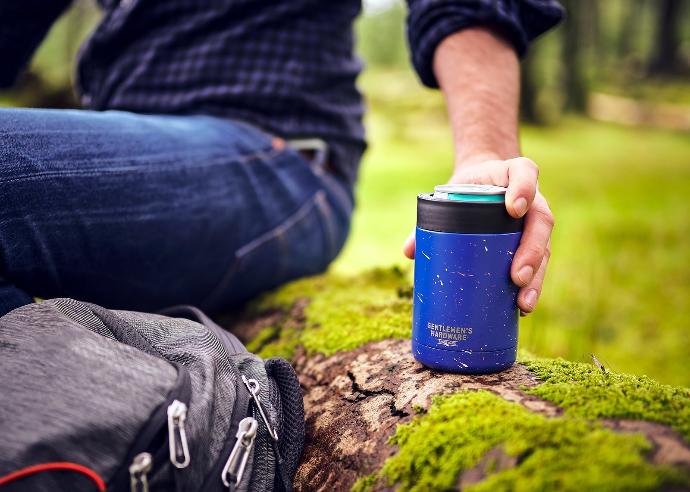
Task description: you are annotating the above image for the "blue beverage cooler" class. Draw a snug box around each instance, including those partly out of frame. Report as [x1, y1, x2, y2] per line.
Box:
[412, 185, 524, 373]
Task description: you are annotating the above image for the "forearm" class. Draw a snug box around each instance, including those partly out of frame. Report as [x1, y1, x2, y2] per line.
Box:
[406, 9, 560, 313]
[433, 27, 520, 167]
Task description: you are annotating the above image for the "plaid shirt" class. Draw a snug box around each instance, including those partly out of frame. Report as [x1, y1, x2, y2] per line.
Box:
[1, 0, 563, 183]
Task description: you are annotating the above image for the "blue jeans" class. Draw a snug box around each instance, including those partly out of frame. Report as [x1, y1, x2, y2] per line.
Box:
[0, 109, 353, 316]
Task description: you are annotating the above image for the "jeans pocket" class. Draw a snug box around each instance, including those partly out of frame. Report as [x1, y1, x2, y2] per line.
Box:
[202, 190, 338, 311]
[277, 190, 340, 280]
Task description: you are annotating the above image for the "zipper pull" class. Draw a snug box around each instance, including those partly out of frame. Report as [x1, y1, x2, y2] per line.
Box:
[129, 452, 153, 492]
[167, 399, 191, 468]
[221, 417, 258, 488]
[241, 375, 279, 441]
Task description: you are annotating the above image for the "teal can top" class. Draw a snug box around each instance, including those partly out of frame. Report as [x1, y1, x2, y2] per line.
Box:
[433, 184, 507, 203]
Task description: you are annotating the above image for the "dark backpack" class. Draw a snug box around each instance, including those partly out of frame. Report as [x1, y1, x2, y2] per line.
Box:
[0, 298, 304, 492]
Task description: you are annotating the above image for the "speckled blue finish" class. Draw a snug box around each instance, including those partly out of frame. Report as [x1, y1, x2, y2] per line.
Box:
[412, 228, 522, 374]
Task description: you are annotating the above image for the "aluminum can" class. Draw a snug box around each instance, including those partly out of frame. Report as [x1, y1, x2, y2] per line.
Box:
[412, 184, 524, 373]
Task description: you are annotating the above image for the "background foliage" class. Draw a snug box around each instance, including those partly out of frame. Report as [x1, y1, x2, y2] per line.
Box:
[1, 0, 689, 385]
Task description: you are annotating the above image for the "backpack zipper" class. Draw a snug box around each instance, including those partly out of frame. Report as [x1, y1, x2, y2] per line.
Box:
[167, 400, 191, 468]
[129, 452, 153, 492]
[243, 376, 293, 491]
[199, 372, 252, 492]
[125, 397, 191, 492]
[201, 373, 279, 491]
[195, 321, 276, 492]
[221, 417, 258, 488]
[241, 375, 278, 442]
[112, 364, 192, 491]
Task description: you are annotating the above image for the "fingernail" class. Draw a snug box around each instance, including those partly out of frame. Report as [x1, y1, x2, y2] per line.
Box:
[517, 265, 533, 285]
[513, 197, 528, 217]
[524, 289, 538, 310]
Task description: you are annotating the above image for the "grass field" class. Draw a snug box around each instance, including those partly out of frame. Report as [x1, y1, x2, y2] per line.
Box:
[334, 69, 690, 387]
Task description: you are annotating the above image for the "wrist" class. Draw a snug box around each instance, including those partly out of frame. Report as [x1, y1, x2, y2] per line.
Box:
[434, 27, 521, 176]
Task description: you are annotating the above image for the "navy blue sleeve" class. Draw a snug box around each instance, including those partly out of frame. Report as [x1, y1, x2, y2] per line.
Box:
[0, 0, 73, 88]
[406, 0, 565, 88]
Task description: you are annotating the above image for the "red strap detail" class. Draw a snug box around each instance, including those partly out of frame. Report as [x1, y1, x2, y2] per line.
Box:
[0, 462, 106, 491]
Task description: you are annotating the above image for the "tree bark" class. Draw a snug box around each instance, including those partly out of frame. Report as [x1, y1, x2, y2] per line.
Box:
[229, 269, 690, 491]
[286, 341, 690, 490]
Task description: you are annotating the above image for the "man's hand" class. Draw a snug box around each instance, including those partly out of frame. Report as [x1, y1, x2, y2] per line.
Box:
[401, 27, 554, 314]
[402, 156, 554, 314]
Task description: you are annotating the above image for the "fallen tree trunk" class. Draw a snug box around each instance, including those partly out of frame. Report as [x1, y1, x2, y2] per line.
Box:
[224, 268, 690, 491]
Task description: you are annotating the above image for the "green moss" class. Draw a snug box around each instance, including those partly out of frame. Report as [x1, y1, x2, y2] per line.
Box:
[248, 267, 412, 358]
[521, 357, 690, 442]
[353, 391, 686, 492]
[244, 324, 293, 359]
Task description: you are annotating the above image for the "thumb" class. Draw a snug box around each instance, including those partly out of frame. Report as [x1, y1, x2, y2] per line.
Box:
[403, 229, 415, 259]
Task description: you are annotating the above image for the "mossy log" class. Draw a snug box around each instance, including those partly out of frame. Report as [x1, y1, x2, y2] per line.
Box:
[223, 268, 690, 491]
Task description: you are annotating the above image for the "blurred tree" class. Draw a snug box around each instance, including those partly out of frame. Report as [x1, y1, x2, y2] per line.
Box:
[583, 0, 601, 52]
[649, 0, 688, 76]
[356, 1, 407, 68]
[617, 0, 646, 60]
[560, 0, 590, 112]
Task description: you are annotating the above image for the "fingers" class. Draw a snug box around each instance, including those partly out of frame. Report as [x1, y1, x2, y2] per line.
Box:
[505, 158, 538, 218]
[518, 244, 549, 313]
[403, 229, 415, 259]
[410, 156, 549, 308]
[511, 193, 553, 288]
[452, 157, 538, 219]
